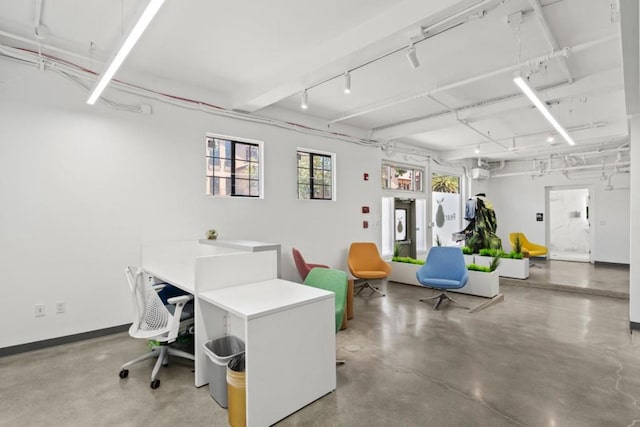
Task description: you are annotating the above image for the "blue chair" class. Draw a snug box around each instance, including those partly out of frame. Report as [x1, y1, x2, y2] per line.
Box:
[416, 247, 469, 310]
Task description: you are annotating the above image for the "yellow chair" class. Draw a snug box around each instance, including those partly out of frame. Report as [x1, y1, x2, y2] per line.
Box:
[509, 232, 548, 257]
[347, 242, 391, 297]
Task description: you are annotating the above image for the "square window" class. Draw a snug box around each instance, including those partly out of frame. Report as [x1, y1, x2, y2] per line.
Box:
[206, 136, 261, 197]
[297, 150, 334, 200]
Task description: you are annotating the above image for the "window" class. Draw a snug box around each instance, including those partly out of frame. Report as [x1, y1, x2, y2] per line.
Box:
[206, 135, 261, 197]
[297, 150, 334, 200]
[381, 163, 423, 192]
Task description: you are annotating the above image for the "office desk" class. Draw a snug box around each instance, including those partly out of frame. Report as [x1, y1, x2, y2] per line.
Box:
[199, 279, 336, 427]
[140, 240, 279, 386]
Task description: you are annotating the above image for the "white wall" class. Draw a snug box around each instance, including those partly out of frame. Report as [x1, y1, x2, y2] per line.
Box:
[629, 117, 640, 324]
[0, 69, 383, 348]
[470, 173, 630, 263]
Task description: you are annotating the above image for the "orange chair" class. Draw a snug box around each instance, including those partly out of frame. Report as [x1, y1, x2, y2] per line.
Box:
[509, 232, 548, 258]
[347, 242, 391, 297]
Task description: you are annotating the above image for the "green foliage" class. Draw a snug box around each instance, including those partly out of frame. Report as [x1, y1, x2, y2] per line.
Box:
[489, 254, 501, 272]
[393, 242, 400, 257]
[461, 246, 472, 255]
[392, 256, 425, 265]
[479, 248, 525, 259]
[479, 248, 493, 256]
[431, 174, 459, 193]
[467, 263, 491, 272]
[513, 233, 522, 254]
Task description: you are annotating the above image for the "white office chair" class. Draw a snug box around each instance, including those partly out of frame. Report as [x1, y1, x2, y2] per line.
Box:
[119, 266, 195, 389]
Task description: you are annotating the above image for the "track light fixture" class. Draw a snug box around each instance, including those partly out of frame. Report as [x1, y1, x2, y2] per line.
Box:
[344, 72, 351, 94]
[406, 44, 420, 69]
[301, 90, 308, 109]
[513, 76, 575, 146]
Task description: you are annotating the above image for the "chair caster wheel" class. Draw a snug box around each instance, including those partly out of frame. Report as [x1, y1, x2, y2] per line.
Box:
[119, 369, 128, 379]
[150, 379, 160, 389]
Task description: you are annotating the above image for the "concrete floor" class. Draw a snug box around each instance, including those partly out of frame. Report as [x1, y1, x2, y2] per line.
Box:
[502, 259, 630, 299]
[2, 269, 638, 427]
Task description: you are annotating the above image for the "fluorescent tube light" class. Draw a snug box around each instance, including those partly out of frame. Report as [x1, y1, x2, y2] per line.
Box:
[87, 0, 165, 105]
[513, 76, 575, 146]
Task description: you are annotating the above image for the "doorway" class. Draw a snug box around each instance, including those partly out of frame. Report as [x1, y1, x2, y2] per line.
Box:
[547, 187, 591, 262]
[394, 198, 416, 258]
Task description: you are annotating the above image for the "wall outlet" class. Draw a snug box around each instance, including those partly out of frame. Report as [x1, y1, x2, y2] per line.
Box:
[56, 301, 66, 314]
[35, 304, 45, 317]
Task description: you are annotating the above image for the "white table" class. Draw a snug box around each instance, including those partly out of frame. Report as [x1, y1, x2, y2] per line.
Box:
[140, 240, 279, 386]
[199, 279, 336, 427]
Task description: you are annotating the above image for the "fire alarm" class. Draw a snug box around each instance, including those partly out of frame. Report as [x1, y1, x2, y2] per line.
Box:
[362, 206, 370, 214]
[363, 220, 369, 229]
[363, 173, 369, 181]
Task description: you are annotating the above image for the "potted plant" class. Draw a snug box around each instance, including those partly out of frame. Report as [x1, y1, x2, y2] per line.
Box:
[475, 247, 529, 279]
[461, 246, 474, 266]
[461, 254, 500, 298]
[388, 252, 499, 298]
[388, 255, 424, 286]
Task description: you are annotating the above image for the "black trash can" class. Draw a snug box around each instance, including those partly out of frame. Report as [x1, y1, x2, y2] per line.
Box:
[202, 335, 245, 408]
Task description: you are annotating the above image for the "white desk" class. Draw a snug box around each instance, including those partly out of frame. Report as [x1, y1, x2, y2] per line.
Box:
[199, 279, 336, 427]
[140, 240, 279, 386]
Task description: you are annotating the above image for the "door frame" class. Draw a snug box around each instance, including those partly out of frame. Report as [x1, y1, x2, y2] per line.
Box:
[545, 184, 595, 263]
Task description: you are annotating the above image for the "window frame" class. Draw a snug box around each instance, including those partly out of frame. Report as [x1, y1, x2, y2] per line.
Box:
[297, 148, 336, 201]
[381, 162, 424, 193]
[206, 133, 264, 198]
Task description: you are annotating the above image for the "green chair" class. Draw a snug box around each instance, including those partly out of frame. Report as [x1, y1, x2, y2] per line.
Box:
[304, 268, 348, 364]
[304, 267, 348, 333]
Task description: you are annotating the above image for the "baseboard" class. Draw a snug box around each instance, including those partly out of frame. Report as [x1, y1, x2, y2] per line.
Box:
[630, 322, 640, 332]
[0, 324, 130, 357]
[594, 261, 630, 268]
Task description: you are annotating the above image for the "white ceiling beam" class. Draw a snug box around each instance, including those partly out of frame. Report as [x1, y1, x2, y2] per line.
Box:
[527, 0, 573, 84]
[331, 35, 614, 125]
[440, 121, 629, 161]
[372, 67, 622, 140]
[230, 0, 477, 112]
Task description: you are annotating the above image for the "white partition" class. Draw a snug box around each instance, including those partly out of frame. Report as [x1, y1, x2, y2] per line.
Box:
[141, 240, 245, 292]
[140, 240, 279, 387]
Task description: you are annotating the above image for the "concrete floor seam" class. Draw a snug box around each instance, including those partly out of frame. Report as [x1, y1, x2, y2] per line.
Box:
[613, 359, 640, 427]
[373, 353, 526, 427]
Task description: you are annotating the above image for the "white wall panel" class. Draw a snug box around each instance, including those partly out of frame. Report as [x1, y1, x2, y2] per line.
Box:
[0, 70, 381, 348]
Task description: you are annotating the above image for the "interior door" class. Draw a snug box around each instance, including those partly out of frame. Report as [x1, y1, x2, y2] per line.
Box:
[394, 199, 415, 258]
[548, 187, 591, 262]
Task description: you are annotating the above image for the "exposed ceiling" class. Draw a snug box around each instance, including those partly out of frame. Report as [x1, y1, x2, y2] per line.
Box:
[0, 0, 630, 164]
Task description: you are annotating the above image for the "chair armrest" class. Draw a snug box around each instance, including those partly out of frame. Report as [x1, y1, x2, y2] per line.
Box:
[308, 263, 330, 269]
[167, 294, 193, 305]
[166, 294, 194, 341]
